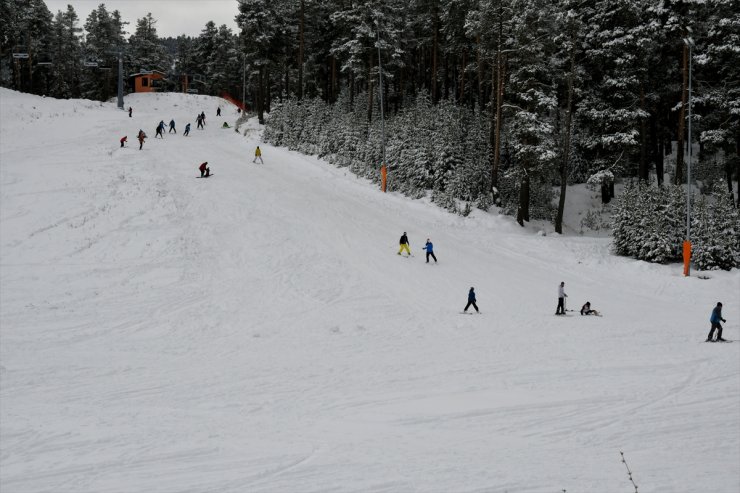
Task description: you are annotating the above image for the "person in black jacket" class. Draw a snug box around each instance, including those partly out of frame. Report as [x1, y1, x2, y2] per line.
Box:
[398, 232, 411, 256]
[706, 302, 727, 342]
[464, 287, 479, 313]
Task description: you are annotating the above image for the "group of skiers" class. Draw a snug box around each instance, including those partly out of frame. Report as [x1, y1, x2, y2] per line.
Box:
[400, 233, 729, 337]
[120, 107, 218, 150]
[397, 232, 436, 263]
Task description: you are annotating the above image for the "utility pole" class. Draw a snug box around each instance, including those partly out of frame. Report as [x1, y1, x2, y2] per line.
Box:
[117, 47, 124, 109]
[376, 18, 387, 192]
[242, 56, 246, 110]
[683, 37, 694, 277]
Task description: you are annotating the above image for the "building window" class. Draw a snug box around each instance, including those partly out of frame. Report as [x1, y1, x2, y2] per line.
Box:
[142, 77, 149, 87]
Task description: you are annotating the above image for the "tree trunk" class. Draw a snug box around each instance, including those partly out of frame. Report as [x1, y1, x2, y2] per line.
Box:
[331, 56, 337, 103]
[431, 1, 438, 102]
[476, 35, 484, 109]
[257, 66, 265, 124]
[298, 0, 304, 100]
[675, 43, 688, 185]
[555, 46, 575, 234]
[367, 52, 374, 124]
[460, 50, 466, 103]
[517, 173, 530, 226]
[639, 85, 648, 181]
[491, 50, 505, 192]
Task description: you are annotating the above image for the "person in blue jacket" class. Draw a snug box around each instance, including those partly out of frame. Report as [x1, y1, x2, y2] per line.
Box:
[464, 287, 478, 313]
[184, 123, 191, 136]
[423, 238, 437, 263]
[706, 302, 727, 342]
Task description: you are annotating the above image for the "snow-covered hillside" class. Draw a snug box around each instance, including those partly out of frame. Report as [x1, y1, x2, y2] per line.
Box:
[1, 89, 738, 493]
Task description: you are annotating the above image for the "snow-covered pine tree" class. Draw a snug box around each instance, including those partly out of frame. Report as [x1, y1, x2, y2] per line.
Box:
[49, 5, 82, 99]
[127, 13, 170, 74]
[692, 183, 740, 270]
[80, 4, 125, 101]
[506, 0, 557, 226]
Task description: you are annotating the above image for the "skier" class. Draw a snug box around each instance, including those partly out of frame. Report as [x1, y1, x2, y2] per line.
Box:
[706, 302, 727, 342]
[216, 106, 221, 117]
[169, 119, 176, 133]
[120, 136, 127, 148]
[184, 123, 191, 136]
[464, 287, 479, 313]
[398, 232, 411, 256]
[253, 146, 263, 164]
[555, 281, 567, 315]
[423, 238, 437, 263]
[137, 129, 146, 150]
[198, 162, 210, 178]
[128, 106, 132, 117]
[155, 120, 165, 139]
[200, 111, 206, 125]
[580, 302, 600, 316]
[196, 114, 204, 129]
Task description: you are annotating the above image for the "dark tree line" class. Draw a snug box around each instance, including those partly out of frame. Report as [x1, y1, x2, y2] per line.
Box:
[2, 0, 738, 229]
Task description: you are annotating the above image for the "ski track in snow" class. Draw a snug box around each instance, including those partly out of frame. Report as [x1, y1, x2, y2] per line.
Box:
[1, 89, 739, 492]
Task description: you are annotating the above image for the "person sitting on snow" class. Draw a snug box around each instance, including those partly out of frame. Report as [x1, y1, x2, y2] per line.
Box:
[580, 302, 600, 316]
[198, 162, 210, 178]
[222, 121, 230, 128]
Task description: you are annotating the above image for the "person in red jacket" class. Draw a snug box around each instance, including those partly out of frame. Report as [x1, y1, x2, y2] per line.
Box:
[198, 162, 210, 177]
[120, 136, 127, 148]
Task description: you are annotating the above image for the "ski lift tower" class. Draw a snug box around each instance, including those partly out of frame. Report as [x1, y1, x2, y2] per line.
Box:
[12, 45, 29, 88]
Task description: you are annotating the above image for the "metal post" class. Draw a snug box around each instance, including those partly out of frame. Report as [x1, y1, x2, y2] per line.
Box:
[683, 38, 693, 276]
[117, 48, 124, 109]
[376, 19, 387, 191]
[687, 41, 692, 244]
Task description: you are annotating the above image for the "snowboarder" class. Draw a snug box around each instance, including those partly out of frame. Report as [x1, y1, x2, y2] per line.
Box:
[128, 106, 132, 117]
[169, 119, 176, 133]
[423, 238, 437, 263]
[706, 302, 727, 342]
[464, 287, 479, 313]
[184, 123, 191, 136]
[120, 136, 127, 148]
[216, 106, 221, 117]
[580, 302, 600, 316]
[253, 146, 263, 164]
[198, 162, 210, 178]
[137, 129, 146, 150]
[555, 281, 567, 315]
[155, 120, 165, 139]
[196, 114, 204, 129]
[398, 232, 410, 256]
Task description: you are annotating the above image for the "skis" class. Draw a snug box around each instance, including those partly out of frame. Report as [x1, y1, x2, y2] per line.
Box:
[196, 174, 214, 178]
[459, 311, 482, 315]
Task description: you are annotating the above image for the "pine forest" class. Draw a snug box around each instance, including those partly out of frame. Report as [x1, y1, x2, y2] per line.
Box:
[1, 0, 738, 268]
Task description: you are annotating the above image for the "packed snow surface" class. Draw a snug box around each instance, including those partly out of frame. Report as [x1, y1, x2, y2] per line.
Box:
[1, 89, 738, 492]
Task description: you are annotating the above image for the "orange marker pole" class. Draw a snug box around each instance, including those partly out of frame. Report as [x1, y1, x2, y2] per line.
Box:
[381, 164, 387, 193]
[683, 240, 691, 276]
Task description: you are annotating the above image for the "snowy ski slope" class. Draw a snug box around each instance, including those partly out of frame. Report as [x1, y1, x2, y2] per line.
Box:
[1, 89, 739, 492]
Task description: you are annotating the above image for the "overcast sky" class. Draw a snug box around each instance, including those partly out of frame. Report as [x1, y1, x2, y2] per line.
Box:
[44, 0, 241, 38]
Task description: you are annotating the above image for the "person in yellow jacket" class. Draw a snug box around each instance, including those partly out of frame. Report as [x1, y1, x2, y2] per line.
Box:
[398, 232, 411, 256]
[253, 145, 264, 164]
